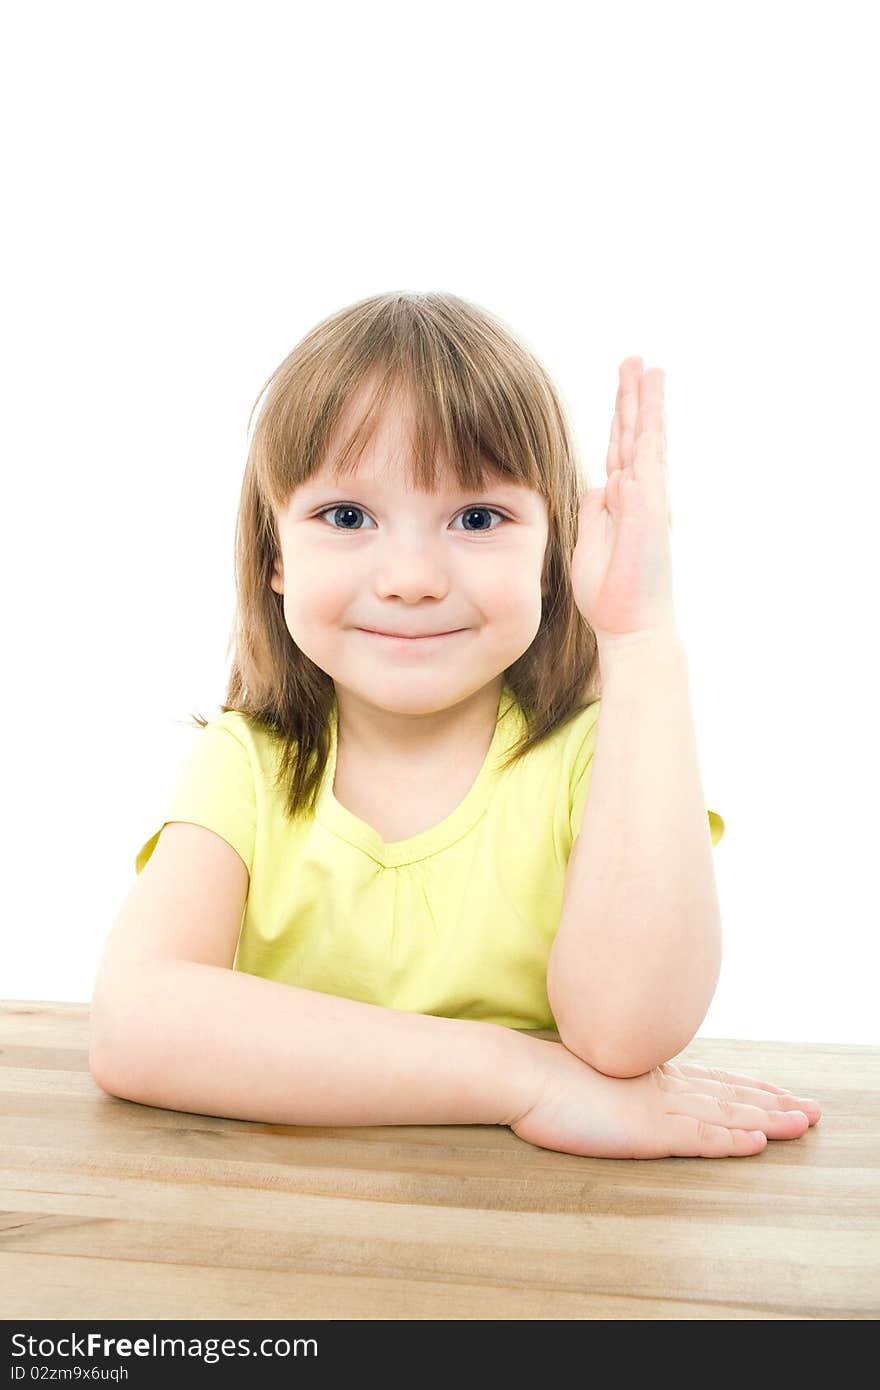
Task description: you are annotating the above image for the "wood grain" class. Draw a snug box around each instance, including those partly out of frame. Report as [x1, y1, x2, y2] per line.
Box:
[1, 1001, 878, 1320]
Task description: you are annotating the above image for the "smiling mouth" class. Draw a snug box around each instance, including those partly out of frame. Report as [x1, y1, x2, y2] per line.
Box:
[357, 628, 464, 641]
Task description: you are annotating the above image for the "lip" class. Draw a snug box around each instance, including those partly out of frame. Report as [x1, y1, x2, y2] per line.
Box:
[357, 628, 465, 643]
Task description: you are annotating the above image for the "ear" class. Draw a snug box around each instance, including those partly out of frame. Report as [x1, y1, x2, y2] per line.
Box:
[270, 556, 284, 595]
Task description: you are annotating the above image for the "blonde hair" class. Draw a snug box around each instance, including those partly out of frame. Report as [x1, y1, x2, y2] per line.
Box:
[190, 290, 602, 820]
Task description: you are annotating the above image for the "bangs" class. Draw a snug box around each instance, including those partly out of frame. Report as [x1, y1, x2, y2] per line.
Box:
[254, 293, 561, 516]
[321, 363, 544, 499]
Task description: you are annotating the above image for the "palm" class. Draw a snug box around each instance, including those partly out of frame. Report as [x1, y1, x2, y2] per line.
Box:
[571, 357, 677, 641]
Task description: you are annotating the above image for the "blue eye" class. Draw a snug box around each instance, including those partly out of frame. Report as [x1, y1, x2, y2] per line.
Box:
[314, 504, 508, 533]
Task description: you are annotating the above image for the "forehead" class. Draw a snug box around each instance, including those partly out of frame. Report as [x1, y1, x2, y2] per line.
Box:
[279, 375, 550, 522]
[309, 399, 519, 494]
[307, 460, 521, 494]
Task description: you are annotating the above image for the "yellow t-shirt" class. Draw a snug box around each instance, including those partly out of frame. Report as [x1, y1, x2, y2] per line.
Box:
[134, 680, 725, 1031]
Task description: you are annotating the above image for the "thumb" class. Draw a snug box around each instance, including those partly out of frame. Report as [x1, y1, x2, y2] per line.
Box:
[579, 486, 607, 524]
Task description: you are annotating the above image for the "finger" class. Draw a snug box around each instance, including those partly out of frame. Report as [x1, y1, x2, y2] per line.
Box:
[669, 1092, 811, 1140]
[605, 466, 623, 515]
[665, 1114, 768, 1158]
[670, 1062, 794, 1095]
[618, 357, 642, 474]
[666, 1064, 822, 1125]
[606, 371, 624, 478]
[663, 1071, 816, 1118]
[632, 367, 667, 486]
[579, 484, 609, 531]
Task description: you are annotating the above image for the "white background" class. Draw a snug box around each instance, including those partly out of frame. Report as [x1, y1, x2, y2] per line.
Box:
[3, 0, 877, 1044]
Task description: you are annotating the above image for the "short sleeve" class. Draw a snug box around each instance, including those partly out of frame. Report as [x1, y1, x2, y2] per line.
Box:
[134, 719, 257, 876]
[568, 699, 726, 848]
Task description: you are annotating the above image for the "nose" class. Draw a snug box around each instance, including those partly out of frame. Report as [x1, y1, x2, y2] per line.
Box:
[372, 537, 452, 602]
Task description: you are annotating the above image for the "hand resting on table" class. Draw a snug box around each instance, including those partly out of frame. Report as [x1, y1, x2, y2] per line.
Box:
[508, 1039, 822, 1159]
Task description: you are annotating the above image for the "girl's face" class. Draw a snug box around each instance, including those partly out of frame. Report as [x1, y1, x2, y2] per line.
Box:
[270, 391, 550, 719]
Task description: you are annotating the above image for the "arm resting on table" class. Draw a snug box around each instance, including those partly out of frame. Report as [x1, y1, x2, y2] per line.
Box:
[89, 962, 547, 1128]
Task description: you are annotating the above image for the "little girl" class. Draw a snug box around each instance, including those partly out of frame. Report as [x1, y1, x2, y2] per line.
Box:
[90, 290, 821, 1158]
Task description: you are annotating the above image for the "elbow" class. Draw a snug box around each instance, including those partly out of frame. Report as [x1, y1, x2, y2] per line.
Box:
[88, 997, 155, 1104]
[555, 1030, 650, 1079]
[561, 1035, 686, 1079]
[88, 993, 119, 1095]
[549, 964, 718, 1080]
[89, 991, 124, 1096]
[88, 1029, 141, 1102]
[585, 1046, 670, 1080]
[547, 984, 634, 1076]
[555, 1016, 701, 1080]
[89, 1037, 160, 1106]
[89, 1043, 124, 1098]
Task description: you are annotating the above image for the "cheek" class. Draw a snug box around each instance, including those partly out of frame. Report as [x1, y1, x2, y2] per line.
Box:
[288, 570, 354, 623]
[480, 558, 542, 621]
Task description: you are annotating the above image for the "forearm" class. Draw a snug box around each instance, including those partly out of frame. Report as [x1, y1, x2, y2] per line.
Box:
[547, 632, 722, 1076]
[89, 962, 546, 1127]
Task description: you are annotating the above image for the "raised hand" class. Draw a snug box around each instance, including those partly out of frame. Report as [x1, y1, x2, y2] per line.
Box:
[509, 1041, 822, 1159]
[571, 356, 678, 646]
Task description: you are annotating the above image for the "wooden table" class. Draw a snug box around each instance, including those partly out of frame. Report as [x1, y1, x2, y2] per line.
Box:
[1, 1001, 878, 1320]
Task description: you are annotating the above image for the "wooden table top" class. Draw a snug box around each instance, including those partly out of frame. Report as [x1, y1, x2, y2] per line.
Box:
[1, 1001, 878, 1320]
